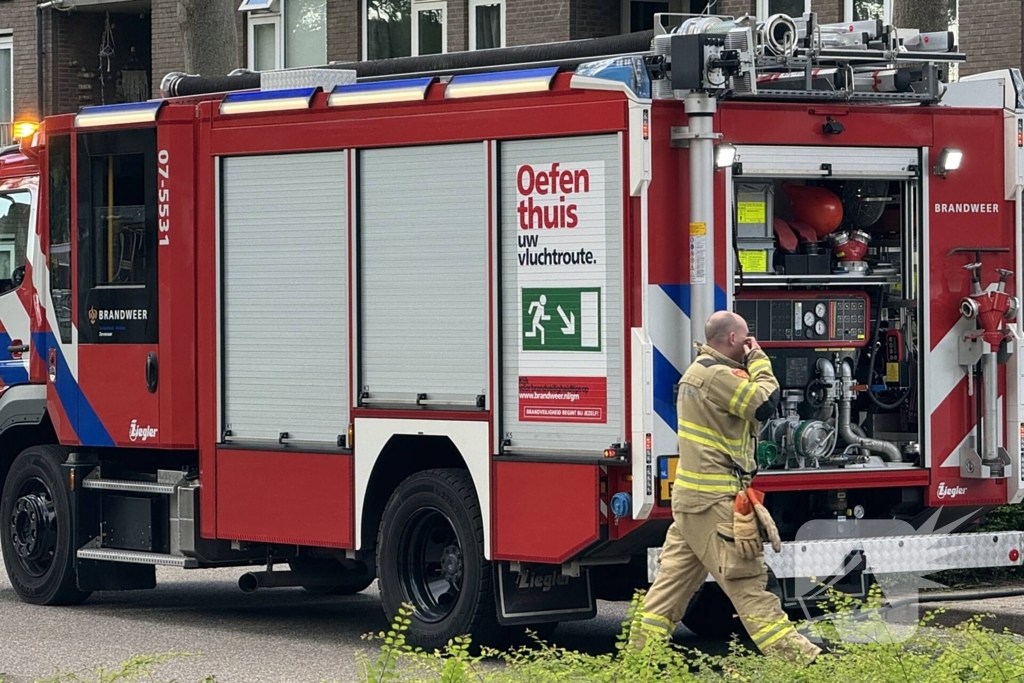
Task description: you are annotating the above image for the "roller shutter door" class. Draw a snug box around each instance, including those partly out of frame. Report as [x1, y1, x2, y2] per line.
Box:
[359, 144, 488, 404]
[221, 151, 349, 445]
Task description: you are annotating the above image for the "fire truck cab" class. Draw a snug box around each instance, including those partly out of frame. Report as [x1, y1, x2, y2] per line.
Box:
[2, 11, 1024, 647]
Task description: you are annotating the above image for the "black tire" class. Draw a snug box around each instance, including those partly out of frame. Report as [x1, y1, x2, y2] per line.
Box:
[0, 445, 90, 606]
[289, 558, 375, 596]
[682, 583, 742, 639]
[377, 468, 500, 650]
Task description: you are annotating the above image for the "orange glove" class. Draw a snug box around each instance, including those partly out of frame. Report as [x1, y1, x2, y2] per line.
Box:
[747, 488, 782, 553]
[732, 491, 762, 561]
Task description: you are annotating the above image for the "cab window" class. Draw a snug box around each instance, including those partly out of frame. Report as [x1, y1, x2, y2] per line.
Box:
[0, 190, 30, 296]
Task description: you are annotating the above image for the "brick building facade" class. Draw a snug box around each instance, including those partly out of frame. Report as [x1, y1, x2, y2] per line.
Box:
[1, 0, 1022, 139]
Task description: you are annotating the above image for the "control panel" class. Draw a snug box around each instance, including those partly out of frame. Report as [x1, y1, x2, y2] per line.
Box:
[735, 291, 870, 348]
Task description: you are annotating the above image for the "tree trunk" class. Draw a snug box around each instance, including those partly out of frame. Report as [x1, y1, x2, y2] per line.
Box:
[891, 0, 948, 33]
[178, 0, 239, 76]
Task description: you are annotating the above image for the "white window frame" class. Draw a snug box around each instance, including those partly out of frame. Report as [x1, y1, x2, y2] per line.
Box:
[756, 0, 811, 20]
[247, 12, 283, 71]
[843, 0, 893, 23]
[0, 33, 12, 128]
[468, 0, 506, 50]
[412, 1, 448, 57]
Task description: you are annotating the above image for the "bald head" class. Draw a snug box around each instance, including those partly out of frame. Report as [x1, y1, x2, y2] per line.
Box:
[704, 311, 749, 362]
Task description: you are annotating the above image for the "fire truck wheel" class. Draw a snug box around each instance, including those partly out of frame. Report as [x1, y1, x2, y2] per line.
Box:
[377, 468, 500, 650]
[0, 445, 90, 606]
[681, 583, 742, 639]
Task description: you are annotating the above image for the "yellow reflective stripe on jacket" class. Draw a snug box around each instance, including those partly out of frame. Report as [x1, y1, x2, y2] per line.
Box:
[736, 381, 759, 416]
[748, 358, 772, 376]
[728, 380, 757, 414]
[673, 467, 740, 493]
[678, 419, 742, 450]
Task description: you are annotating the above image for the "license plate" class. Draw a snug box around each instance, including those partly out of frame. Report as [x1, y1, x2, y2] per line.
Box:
[657, 456, 677, 505]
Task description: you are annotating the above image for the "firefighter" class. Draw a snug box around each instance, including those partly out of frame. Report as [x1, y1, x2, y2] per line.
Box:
[634, 311, 820, 662]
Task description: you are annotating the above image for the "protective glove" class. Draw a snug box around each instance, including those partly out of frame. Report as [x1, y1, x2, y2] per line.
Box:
[732, 491, 763, 561]
[747, 487, 782, 553]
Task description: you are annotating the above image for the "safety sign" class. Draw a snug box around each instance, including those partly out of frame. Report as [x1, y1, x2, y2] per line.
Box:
[522, 287, 601, 352]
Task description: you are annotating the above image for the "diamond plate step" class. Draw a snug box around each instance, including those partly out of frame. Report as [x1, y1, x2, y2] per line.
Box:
[77, 548, 198, 568]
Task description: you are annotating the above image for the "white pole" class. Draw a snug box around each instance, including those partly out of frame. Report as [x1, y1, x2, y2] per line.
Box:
[686, 91, 718, 353]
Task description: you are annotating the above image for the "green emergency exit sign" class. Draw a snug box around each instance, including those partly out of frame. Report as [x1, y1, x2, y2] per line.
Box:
[521, 287, 601, 352]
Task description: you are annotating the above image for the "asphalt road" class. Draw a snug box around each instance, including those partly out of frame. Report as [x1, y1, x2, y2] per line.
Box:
[0, 555, 717, 683]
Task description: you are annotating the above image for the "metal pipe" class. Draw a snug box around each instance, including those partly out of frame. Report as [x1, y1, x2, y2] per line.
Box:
[686, 91, 717, 350]
[815, 358, 836, 420]
[35, 5, 44, 119]
[838, 359, 901, 462]
[163, 30, 657, 97]
[238, 570, 340, 593]
[982, 352, 999, 463]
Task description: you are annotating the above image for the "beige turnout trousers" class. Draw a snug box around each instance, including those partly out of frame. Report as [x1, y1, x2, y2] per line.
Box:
[639, 499, 820, 661]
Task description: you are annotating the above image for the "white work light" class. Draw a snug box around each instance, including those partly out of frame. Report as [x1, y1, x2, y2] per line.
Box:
[715, 143, 737, 169]
[934, 147, 963, 177]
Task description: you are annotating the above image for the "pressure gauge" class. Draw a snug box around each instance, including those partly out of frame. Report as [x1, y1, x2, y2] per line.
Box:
[815, 320, 826, 336]
[815, 302, 827, 318]
[853, 505, 866, 520]
[803, 311, 816, 326]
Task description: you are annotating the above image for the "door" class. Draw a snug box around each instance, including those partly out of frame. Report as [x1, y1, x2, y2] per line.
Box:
[74, 128, 160, 447]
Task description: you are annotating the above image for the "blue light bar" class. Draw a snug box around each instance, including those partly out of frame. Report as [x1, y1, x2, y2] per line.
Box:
[445, 67, 559, 99]
[219, 87, 319, 115]
[328, 77, 434, 107]
[573, 56, 652, 99]
[75, 100, 165, 128]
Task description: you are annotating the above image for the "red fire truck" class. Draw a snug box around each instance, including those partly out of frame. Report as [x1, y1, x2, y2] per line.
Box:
[1, 11, 1023, 648]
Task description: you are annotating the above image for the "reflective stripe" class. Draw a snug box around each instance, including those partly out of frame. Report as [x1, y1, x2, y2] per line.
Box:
[677, 420, 743, 460]
[728, 381, 756, 413]
[761, 625, 797, 649]
[678, 419, 742, 446]
[752, 618, 791, 646]
[674, 468, 740, 493]
[640, 613, 675, 634]
[748, 358, 771, 375]
[737, 382, 759, 416]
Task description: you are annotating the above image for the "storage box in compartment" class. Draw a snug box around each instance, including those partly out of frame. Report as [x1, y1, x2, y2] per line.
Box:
[735, 182, 774, 241]
[737, 239, 776, 274]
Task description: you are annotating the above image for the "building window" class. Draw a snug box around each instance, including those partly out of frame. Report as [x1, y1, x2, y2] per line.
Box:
[621, 1, 712, 34]
[243, 0, 326, 71]
[365, 0, 448, 60]
[843, 0, 892, 22]
[0, 34, 11, 147]
[413, 2, 446, 56]
[757, 0, 810, 19]
[469, 0, 505, 50]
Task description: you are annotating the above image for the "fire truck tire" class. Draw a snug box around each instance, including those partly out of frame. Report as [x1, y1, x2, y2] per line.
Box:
[377, 468, 500, 650]
[0, 445, 90, 606]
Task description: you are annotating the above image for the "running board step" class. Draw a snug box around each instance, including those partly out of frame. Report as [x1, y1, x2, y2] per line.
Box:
[77, 548, 198, 568]
[82, 478, 177, 495]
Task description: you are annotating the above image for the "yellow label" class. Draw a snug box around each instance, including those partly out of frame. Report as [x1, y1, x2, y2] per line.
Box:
[737, 201, 767, 224]
[886, 362, 900, 383]
[689, 222, 707, 236]
[659, 457, 678, 502]
[738, 250, 768, 273]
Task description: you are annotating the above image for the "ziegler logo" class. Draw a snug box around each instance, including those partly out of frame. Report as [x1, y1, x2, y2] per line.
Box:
[88, 307, 98, 324]
[517, 569, 570, 592]
[129, 420, 159, 443]
[937, 482, 968, 499]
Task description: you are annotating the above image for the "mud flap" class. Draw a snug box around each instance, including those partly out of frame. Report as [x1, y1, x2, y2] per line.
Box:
[496, 562, 597, 626]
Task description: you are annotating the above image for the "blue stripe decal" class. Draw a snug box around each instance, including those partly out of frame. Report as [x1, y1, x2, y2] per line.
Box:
[657, 284, 727, 317]
[32, 332, 114, 447]
[653, 346, 682, 431]
[0, 333, 29, 386]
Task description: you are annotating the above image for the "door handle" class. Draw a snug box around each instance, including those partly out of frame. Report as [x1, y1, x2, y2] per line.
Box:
[146, 352, 158, 393]
[7, 341, 27, 355]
